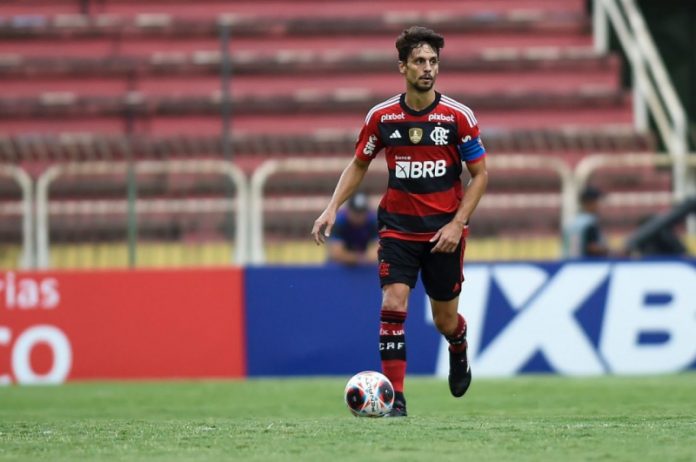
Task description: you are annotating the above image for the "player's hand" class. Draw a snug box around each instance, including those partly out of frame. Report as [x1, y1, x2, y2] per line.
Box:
[311, 209, 337, 245]
[430, 221, 465, 253]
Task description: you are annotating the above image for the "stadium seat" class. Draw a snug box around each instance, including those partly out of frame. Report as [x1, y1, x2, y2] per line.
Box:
[0, 0, 669, 254]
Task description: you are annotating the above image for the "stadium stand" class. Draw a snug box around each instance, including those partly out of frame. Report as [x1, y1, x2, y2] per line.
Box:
[0, 0, 673, 266]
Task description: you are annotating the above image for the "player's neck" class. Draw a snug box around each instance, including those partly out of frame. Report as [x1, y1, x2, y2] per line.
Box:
[403, 89, 436, 112]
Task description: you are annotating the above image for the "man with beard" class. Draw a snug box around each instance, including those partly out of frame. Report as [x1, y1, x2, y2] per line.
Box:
[311, 26, 488, 417]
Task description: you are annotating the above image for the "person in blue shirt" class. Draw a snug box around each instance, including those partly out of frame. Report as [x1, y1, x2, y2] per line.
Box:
[327, 192, 379, 265]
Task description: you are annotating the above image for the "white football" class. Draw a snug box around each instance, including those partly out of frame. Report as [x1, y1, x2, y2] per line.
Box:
[344, 371, 394, 417]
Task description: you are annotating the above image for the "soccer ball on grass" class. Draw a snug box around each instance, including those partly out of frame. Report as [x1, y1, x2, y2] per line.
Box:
[344, 371, 394, 417]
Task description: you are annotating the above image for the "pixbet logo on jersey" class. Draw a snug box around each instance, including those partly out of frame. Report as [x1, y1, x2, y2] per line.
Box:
[395, 159, 447, 179]
[429, 262, 696, 377]
[381, 113, 405, 123]
[428, 113, 455, 123]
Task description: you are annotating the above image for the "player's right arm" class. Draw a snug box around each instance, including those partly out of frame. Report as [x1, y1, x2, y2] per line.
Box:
[312, 113, 383, 245]
[312, 157, 371, 245]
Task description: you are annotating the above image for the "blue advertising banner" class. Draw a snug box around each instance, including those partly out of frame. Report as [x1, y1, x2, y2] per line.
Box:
[245, 265, 439, 376]
[246, 260, 696, 377]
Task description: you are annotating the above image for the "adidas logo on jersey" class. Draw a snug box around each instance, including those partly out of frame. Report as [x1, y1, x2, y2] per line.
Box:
[389, 130, 402, 139]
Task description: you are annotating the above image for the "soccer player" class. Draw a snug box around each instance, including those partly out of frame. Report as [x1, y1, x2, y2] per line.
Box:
[311, 26, 488, 417]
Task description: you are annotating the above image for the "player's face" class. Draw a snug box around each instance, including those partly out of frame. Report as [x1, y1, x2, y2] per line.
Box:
[584, 199, 600, 214]
[347, 209, 368, 226]
[400, 44, 439, 93]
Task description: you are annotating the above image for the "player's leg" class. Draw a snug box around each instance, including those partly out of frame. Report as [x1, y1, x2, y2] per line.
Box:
[378, 238, 420, 416]
[430, 296, 462, 337]
[422, 237, 472, 398]
[430, 296, 471, 397]
[380, 282, 409, 415]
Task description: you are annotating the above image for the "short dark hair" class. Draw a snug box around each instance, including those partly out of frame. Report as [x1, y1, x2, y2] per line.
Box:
[347, 192, 369, 212]
[395, 26, 445, 62]
[580, 186, 603, 203]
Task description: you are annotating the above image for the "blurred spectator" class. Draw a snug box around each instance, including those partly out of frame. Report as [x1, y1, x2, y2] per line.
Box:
[327, 192, 378, 265]
[629, 215, 687, 257]
[562, 186, 610, 258]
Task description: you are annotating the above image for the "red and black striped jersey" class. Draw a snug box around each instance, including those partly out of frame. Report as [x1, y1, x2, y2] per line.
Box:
[355, 92, 486, 241]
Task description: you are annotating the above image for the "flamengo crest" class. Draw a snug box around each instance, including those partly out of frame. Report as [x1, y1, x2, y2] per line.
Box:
[430, 126, 450, 146]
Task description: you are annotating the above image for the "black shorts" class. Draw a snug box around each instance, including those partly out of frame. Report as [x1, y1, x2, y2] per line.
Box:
[377, 235, 466, 302]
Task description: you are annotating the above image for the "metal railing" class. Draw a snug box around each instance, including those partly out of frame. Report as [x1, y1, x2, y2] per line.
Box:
[487, 155, 576, 228]
[0, 165, 33, 268]
[35, 160, 248, 268]
[249, 155, 574, 264]
[576, 153, 696, 190]
[594, 0, 689, 200]
[1, 153, 692, 268]
[249, 157, 388, 264]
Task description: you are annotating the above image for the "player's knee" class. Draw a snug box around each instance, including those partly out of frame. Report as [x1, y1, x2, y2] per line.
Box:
[381, 285, 409, 312]
[381, 295, 407, 312]
[432, 310, 458, 335]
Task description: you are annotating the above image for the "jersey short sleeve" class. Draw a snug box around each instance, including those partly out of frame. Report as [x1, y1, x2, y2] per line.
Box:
[454, 109, 486, 164]
[354, 112, 384, 162]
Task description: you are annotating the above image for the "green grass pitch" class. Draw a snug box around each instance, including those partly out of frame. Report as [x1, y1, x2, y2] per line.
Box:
[1, 374, 695, 461]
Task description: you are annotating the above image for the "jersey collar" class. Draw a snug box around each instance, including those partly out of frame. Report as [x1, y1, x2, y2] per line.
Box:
[399, 91, 441, 117]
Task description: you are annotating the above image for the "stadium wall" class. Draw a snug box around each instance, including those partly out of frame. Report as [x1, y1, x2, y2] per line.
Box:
[2, 261, 696, 384]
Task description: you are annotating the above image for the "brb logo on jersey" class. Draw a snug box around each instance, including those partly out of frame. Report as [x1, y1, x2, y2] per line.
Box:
[395, 160, 447, 179]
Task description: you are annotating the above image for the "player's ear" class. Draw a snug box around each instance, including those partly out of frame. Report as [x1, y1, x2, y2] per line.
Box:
[398, 60, 406, 74]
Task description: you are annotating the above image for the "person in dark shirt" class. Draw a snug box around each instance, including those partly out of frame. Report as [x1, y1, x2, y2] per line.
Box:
[629, 215, 687, 257]
[327, 192, 378, 265]
[563, 186, 609, 258]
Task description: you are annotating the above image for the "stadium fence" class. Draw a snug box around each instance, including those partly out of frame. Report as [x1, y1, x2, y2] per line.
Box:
[0, 153, 693, 268]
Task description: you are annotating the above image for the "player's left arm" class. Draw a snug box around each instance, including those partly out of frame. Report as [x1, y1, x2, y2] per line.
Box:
[431, 109, 488, 253]
[430, 157, 488, 253]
